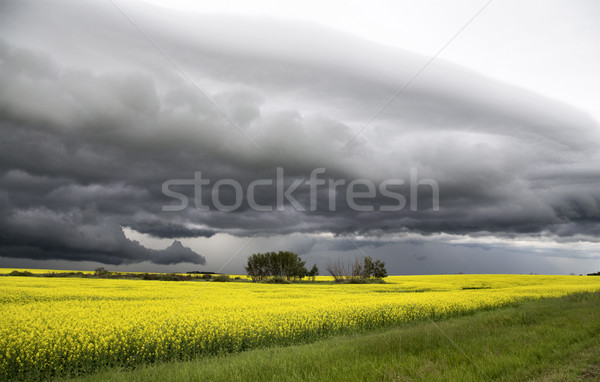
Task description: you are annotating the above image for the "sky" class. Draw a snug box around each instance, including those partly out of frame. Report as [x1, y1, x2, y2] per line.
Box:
[0, 0, 599, 275]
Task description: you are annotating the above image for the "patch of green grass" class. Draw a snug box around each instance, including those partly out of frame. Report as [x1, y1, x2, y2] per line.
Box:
[65, 292, 600, 382]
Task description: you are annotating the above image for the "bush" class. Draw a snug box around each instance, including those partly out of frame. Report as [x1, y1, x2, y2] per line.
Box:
[212, 274, 231, 282]
[344, 278, 385, 284]
[94, 267, 110, 276]
[43, 272, 85, 278]
[157, 273, 182, 281]
[345, 277, 368, 284]
[8, 270, 32, 277]
[201, 274, 213, 280]
[262, 276, 290, 284]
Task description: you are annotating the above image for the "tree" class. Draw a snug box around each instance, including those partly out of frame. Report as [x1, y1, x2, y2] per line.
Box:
[350, 257, 363, 280]
[326, 256, 387, 281]
[362, 256, 374, 278]
[308, 264, 319, 281]
[326, 258, 346, 282]
[245, 251, 309, 282]
[245, 252, 270, 282]
[372, 260, 387, 279]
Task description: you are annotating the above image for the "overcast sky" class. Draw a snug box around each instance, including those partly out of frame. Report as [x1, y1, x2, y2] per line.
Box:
[1, 0, 599, 275]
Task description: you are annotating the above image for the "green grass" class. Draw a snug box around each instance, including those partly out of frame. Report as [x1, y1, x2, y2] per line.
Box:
[65, 292, 600, 382]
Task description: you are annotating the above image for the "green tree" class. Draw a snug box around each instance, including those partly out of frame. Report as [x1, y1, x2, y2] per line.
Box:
[246, 252, 270, 282]
[362, 256, 374, 278]
[246, 251, 308, 282]
[308, 264, 319, 281]
[372, 260, 387, 279]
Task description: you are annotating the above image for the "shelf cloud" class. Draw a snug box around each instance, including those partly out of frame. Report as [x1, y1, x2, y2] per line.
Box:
[1, 1, 598, 268]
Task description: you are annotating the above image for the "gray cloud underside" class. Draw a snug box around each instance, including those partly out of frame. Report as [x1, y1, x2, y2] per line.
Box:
[0, 1, 599, 264]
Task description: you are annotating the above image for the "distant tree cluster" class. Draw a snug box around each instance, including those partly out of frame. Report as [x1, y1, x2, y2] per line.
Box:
[246, 251, 318, 282]
[326, 256, 387, 282]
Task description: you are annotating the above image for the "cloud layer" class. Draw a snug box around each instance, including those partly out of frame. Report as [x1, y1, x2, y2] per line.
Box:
[1, 1, 599, 266]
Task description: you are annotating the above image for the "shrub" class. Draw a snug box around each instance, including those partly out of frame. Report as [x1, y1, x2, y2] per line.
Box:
[94, 267, 110, 276]
[344, 278, 385, 284]
[43, 272, 86, 278]
[157, 273, 182, 281]
[262, 276, 290, 284]
[212, 274, 231, 282]
[8, 270, 32, 277]
[345, 277, 368, 284]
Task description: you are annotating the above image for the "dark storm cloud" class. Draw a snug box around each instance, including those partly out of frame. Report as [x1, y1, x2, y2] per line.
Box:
[0, 1, 599, 265]
[128, 220, 216, 239]
[0, 203, 205, 265]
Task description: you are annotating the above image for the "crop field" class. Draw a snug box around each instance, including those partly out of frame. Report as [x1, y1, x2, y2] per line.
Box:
[0, 269, 95, 275]
[2, 274, 600, 380]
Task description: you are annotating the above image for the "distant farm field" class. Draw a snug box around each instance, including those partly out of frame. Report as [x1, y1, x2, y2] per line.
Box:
[0, 268, 95, 275]
[1, 274, 600, 380]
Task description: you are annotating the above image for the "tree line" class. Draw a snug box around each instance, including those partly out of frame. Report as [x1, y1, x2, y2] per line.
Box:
[326, 256, 387, 282]
[245, 251, 319, 282]
[246, 251, 387, 283]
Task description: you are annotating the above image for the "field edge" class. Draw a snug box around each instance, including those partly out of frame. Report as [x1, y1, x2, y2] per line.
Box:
[64, 291, 600, 382]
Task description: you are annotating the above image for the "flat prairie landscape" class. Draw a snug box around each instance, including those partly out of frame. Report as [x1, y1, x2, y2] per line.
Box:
[2, 273, 600, 381]
[2, 1, 600, 381]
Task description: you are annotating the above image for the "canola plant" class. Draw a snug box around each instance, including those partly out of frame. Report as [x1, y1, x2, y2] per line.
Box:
[1, 274, 599, 379]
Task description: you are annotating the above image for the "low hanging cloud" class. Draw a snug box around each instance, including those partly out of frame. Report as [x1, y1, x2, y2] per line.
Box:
[0, 201, 205, 265]
[0, 1, 599, 266]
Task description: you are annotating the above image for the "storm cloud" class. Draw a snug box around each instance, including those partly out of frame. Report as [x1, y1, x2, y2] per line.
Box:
[0, 1, 599, 269]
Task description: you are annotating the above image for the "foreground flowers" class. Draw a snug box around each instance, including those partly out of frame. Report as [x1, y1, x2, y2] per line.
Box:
[1, 274, 599, 379]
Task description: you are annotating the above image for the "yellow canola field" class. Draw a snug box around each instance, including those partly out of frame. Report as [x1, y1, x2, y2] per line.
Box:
[0, 268, 95, 275]
[1, 274, 600, 379]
